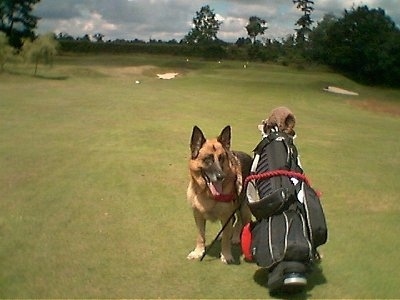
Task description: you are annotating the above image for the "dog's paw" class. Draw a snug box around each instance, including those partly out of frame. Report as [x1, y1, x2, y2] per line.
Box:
[187, 248, 205, 260]
[220, 253, 234, 264]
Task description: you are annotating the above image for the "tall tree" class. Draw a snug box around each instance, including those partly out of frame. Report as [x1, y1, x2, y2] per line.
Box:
[293, 0, 314, 45]
[0, 0, 41, 48]
[245, 16, 268, 44]
[93, 33, 104, 43]
[308, 13, 337, 61]
[184, 5, 222, 45]
[311, 6, 400, 86]
[22, 32, 58, 75]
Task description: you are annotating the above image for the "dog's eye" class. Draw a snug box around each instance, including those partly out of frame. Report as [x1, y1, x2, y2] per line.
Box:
[218, 154, 225, 164]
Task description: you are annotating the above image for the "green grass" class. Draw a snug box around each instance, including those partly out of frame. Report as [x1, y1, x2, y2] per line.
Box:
[1, 54, 400, 298]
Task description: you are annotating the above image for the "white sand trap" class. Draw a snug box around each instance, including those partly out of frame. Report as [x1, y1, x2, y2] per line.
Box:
[157, 72, 179, 79]
[323, 86, 358, 96]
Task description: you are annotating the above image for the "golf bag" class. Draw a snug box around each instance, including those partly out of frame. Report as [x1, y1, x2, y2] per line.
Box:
[242, 129, 327, 292]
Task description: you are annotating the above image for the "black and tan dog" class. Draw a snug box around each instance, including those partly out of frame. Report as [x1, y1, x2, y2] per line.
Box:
[187, 125, 252, 264]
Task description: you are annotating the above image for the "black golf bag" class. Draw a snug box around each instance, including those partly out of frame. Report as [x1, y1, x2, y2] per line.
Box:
[242, 129, 327, 292]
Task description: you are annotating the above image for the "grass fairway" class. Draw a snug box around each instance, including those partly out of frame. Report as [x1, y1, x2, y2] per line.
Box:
[1, 54, 399, 299]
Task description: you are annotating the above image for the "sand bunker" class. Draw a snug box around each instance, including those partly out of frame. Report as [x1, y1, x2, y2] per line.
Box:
[157, 73, 179, 79]
[323, 86, 359, 96]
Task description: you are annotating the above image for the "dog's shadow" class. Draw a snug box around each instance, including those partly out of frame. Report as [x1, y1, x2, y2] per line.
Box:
[202, 240, 243, 265]
[253, 262, 327, 299]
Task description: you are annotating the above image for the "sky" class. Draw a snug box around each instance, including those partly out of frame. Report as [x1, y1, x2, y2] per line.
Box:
[34, 0, 400, 42]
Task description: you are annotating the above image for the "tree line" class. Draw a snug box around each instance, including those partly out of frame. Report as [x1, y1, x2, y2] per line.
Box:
[1, 0, 399, 87]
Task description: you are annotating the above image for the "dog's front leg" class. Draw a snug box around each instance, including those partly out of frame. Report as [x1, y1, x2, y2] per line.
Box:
[232, 204, 252, 244]
[220, 217, 234, 264]
[231, 214, 242, 245]
[187, 209, 206, 260]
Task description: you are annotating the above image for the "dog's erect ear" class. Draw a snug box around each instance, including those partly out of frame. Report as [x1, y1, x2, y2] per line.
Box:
[217, 125, 231, 150]
[190, 126, 206, 159]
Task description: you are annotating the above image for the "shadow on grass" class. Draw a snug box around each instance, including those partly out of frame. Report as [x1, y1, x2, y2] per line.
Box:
[202, 240, 327, 298]
[201, 240, 243, 265]
[253, 262, 327, 299]
[34, 74, 69, 80]
[5, 69, 69, 80]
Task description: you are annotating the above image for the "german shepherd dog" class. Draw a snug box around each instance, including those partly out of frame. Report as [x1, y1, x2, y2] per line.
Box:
[187, 125, 252, 264]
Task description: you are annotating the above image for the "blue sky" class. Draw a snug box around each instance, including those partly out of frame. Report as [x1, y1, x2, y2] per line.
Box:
[35, 0, 400, 42]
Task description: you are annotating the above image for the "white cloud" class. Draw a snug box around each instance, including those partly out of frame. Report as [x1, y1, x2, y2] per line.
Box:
[35, 0, 400, 42]
[39, 10, 118, 40]
[218, 16, 247, 41]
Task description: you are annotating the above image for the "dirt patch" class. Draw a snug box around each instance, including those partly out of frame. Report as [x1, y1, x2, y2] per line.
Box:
[95, 66, 184, 80]
[97, 65, 157, 77]
[348, 99, 400, 117]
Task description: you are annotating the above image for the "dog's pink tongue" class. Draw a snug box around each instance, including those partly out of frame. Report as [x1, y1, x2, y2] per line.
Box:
[208, 181, 223, 197]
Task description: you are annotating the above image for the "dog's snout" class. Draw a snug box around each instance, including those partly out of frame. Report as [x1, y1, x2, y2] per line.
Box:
[212, 161, 225, 181]
[204, 163, 225, 183]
